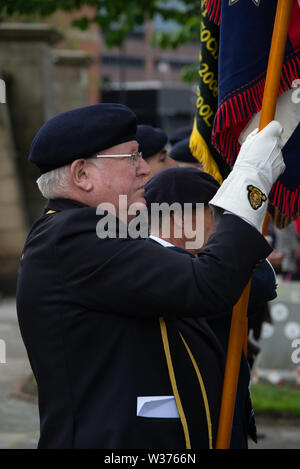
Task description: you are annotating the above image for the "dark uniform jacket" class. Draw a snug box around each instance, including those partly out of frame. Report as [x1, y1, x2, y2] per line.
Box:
[147, 237, 276, 449]
[16, 198, 272, 449]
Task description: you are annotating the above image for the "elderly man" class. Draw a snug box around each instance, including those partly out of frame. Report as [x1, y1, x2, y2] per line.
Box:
[16, 103, 284, 449]
[144, 167, 277, 448]
[136, 124, 177, 181]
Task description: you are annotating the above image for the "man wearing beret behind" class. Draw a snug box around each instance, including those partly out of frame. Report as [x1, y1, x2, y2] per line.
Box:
[169, 137, 203, 170]
[144, 167, 277, 448]
[169, 125, 192, 146]
[136, 124, 177, 181]
[16, 103, 284, 449]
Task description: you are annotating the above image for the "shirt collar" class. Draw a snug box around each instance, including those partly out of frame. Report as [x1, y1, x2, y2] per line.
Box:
[148, 235, 176, 248]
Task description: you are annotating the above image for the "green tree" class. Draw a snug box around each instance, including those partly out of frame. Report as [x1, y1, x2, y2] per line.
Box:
[0, 0, 201, 81]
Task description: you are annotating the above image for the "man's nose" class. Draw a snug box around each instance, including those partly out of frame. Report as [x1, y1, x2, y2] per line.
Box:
[138, 157, 151, 176]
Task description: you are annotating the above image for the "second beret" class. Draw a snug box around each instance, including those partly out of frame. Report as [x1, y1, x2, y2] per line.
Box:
[136, 125, 168, 159]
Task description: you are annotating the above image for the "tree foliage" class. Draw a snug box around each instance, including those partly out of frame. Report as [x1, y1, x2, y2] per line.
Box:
[0, 0, 201, 48]
[0, 0, 201, 82]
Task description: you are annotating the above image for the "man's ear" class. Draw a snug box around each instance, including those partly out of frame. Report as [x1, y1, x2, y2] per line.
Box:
[70, 159, 93, 192]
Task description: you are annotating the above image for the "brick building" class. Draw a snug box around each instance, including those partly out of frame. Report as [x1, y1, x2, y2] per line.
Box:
[49, 5, 199, 125]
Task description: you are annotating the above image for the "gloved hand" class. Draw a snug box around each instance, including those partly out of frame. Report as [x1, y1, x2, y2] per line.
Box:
[209, 121, 286, 232]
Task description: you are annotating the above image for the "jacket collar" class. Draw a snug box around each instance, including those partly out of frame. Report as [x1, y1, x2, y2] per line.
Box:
[43, 198, 88, 214]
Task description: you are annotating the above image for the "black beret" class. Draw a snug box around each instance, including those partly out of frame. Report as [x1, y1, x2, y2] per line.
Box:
[29, 103, 137, 173]
[136, 125, 168, 159]
[144, 167, 220, 208]
[170, 137, 197, 164]
[169, 125, 192, 146]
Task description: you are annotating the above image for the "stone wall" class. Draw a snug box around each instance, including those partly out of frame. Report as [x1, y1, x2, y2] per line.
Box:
[0, 23, 92, 294]
[0, 103, 27, 294]
[52, 49, 92, 114]
[0, 23, 62, 224]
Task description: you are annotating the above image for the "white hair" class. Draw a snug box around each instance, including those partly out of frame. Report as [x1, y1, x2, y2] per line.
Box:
[36, 164, 71, 199]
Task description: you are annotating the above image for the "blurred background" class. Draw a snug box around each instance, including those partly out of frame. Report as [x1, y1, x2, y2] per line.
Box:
[0, 0, 299, 449]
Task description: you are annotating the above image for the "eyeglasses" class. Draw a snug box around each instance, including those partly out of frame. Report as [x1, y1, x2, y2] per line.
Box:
[95, 151, 143, 164]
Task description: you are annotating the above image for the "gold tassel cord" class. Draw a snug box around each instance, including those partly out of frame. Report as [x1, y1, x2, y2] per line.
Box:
[179, 332, 213, 450]
[189, 118, 223, 185]
[159, 317, 191, 449]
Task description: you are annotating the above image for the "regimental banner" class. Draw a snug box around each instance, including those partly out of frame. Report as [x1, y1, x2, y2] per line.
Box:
[190, 0, 230, 185]
[206, 0, 300, 227]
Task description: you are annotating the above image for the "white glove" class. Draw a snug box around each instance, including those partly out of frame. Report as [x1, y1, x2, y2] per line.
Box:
[209, 121, 286, 232]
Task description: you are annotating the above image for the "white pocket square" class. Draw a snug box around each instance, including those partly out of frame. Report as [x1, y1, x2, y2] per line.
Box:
[137, 396, 179, 418]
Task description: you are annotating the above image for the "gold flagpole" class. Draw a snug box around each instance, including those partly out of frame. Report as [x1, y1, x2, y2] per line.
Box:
[216, 0, 294, 449]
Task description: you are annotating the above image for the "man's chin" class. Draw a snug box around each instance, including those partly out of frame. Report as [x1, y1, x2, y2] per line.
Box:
[130, 197, 147, 207]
